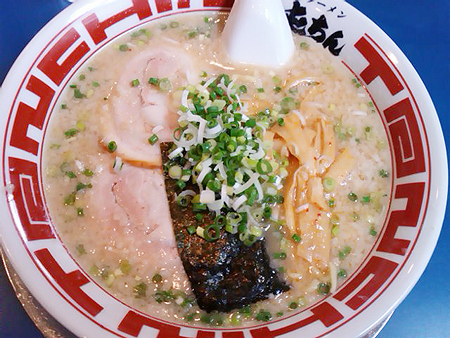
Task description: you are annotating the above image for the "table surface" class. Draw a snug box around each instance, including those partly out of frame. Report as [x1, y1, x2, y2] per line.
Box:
[0, 0, 449, 337]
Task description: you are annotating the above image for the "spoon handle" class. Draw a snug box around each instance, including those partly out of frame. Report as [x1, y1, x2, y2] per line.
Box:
[222, 0, 295, 67]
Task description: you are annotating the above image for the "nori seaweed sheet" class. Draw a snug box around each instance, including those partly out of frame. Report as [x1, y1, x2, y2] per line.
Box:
[161, 143, 289, 313]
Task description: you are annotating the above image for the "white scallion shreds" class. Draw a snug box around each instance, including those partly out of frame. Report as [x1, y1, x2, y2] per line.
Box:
[216, 161, 227, 180]
[204, 124, 222, 135]
[249, 141, 265, 160]
[196, 167, 211, 186]
[152, 125, 164, 134]
[174, 125, 198, 148]
[168, 147, 184, 159]
[221, 184, 230, 206]
[232, 195, 247, 211]
[113, 157, 123, 173]
[254, 178, 264, 202]
[75, 160, 85, 171]
[181, 90, 189, 108]
[200, 189, 215, 203]
[207, 199, 224, 211]
[234, 172, 260, 195]
[177, 190, 196, 197]
[202, 76, 216, 89]
[351, 110, 367, 116]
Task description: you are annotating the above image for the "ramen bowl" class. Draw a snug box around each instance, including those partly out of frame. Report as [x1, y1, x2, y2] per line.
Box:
[0, 0, 447, 337]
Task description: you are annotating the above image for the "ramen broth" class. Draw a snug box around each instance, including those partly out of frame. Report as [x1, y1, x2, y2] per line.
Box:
[43, 12, 391, 326]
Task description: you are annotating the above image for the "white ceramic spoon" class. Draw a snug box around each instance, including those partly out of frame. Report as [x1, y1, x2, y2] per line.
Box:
[222, 0, 295, 68]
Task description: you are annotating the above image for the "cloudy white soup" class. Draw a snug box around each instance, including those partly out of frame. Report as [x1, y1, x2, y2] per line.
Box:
[43, 12, 391, 326]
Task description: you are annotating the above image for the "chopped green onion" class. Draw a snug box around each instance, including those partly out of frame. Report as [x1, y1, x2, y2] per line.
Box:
[245, 118, 256, 127]
[352, 78, 361, 88]
[330, 214, 340, 226]
[273, 252, 287, 260]
[74, 88, 85, 99]
[107, 141, 117, 152]
[351, 212, 360, 221]
[66, 171, 76, 179]
[337, 269, 347, 278]
[331, 224, 339, 237]
[133, 282, 147, 298]
[322, 177, 335, 192]
[82, 168, 94, 177]
[204, 223, 221, 242]
[362, 195, 371, 204]
[177, 195, 190, 207]
[339, 246, 351, 260]
[192, 203, 206, 211]
[131, 79, 140, 87]
[77, 207, 84, 216]
[187, 225, 196, 235]
[289, 301, 298, 310]
[379, 169, 389, 178]
[153, 289, 175, 303]
[158, 78, 171, 91]
[148, 134, 159, 145]
[119, 44, 129, 51]
[328, 199, 335, 208]
[263, 206, 272, 219]
[76, 244, 86, 256]
[148, 77, 159, 85]
[292, 233, 301, 243]
[370, 226, 378, 236]
[317, 282, 330, 295]
[240, 233, 252, 245]
[119, 260, 131, 274]
[76, 182, 92, 191]
[152, 273, 163, 283]
[257, 159, 272, 175]
[348, 192, 358, 202]
[64, 192, 76, 205]
[176, 180, 186, 190]
[64, 128, 78, 138]
[255, 309, 272, 322]
[277, 117, 285, 126]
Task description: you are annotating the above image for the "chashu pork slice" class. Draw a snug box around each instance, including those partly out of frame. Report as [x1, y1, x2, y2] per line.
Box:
[87, 163, 190, 292]
[100, 45, 200, 168]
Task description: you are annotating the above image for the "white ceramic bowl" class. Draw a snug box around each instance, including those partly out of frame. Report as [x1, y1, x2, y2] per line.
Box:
[0, 0, 447, 337]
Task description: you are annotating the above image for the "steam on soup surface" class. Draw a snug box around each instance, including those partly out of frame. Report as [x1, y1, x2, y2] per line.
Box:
[43, 12, 391, 326]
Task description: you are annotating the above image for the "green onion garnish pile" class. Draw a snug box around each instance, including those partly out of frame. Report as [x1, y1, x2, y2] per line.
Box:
[165, 73, 288, 245]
